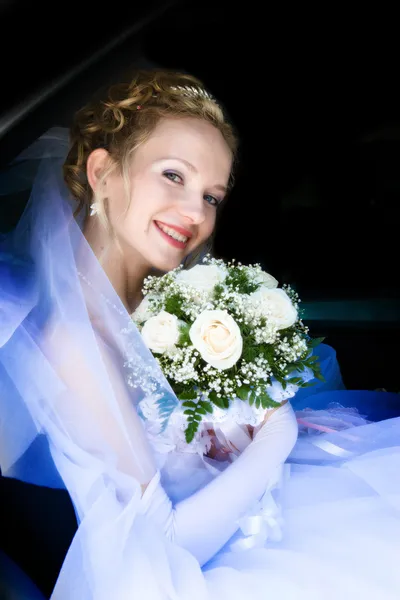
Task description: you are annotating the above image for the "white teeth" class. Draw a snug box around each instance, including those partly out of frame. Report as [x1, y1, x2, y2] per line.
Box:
[157, 223, 188, 243]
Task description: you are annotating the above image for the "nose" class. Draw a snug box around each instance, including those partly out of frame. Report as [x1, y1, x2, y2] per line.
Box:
[178, 194, 206, 225]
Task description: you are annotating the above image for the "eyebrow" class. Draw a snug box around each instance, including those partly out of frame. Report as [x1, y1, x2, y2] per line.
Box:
[157, 157, 227, 193]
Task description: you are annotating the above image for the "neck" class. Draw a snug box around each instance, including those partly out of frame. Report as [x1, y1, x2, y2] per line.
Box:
[83, 217, 151, 313]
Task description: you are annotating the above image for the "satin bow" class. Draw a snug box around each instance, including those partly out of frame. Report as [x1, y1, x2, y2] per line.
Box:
[229, 464, 289, 551]
[230, 489, 285, 551]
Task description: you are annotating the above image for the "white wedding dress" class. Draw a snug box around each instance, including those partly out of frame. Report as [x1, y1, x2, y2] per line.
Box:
[0, 129, 399, 599]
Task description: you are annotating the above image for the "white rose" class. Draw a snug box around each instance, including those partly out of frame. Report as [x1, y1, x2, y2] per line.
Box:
[248, 287, 297, 330]
[132, 295, 157, 323]
[189, 309, 243, 370]
[141, 311, 180, 354]
[250, 269, 278, 289]
[176, 264, 227, 295]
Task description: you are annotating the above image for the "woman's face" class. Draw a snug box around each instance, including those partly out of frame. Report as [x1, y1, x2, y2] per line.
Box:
[92, 117, 232, 272]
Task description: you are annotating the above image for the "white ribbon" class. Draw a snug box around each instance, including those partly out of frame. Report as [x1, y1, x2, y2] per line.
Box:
[230, 491, 284, 551]
[229, 464, 289, 552]
[310, 438, 355, 458]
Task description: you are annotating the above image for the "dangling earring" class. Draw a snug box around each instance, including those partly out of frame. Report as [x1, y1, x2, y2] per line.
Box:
[90, 202, 100, 217]
[90, 179, 107, 217]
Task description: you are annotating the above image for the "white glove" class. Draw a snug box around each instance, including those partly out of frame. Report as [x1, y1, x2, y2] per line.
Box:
[141, 401, 298, 565]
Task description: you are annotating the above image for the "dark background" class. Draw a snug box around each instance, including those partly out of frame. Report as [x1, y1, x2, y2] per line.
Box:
[0, 0, 399, 389]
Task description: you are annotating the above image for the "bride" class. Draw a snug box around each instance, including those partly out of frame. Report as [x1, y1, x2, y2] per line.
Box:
[0, 70, 399, 599]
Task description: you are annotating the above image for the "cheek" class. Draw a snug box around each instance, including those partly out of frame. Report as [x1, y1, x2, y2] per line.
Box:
[118, 183, 157, 230]
[107, 178, 128, 218]
[128, 179, 171, 220]
[198, 211, 217, 243]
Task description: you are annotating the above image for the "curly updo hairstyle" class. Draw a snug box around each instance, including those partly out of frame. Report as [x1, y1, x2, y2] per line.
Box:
[63, 70, 238, 263]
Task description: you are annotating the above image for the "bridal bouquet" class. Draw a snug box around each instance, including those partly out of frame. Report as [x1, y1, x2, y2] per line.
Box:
[132, 257, 323, 448]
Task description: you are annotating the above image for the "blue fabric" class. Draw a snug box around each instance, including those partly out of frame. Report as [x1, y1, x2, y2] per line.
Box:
[291, 343, 345, 408]
[293, 389, 400, 421]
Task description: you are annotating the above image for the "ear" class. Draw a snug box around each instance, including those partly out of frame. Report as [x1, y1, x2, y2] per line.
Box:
[86, 148, 111, 194]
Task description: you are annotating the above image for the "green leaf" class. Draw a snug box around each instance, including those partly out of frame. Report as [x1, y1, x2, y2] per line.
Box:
[199, 400, 213, 413]
[237, 385, 251, 401]
[179, 390, 198, 401]
[307, 355, 318, 363]
[259, 392, 279, 409]
[182, 401, 198, 409]
[178, 323, 191, 346]
[185, 426, 197, 443]
[300, 381, 318, 388]
[308, 336, 325, 349]
[209, 391, 229, 409]
[213, 398, 226, 409]
[286, 377, 303, 386]
[164, 294, 185, 318]
[225, 268, 258, 294]
[213, 283, 225, 301]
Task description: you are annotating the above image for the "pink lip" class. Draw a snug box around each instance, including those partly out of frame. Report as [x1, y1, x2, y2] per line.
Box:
[154, 222, 189, 249]
[155, 220, 193, 239]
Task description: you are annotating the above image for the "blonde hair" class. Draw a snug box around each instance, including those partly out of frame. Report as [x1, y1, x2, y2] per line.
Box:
[63, 70, 238, 253]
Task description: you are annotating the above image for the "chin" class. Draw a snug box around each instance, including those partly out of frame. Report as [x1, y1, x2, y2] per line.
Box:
[151, 255, 183, 273]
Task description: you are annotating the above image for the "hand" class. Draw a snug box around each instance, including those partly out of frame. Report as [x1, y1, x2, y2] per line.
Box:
[204, 402, 288, 460]
[204, 424, 255, 460]
[238, 402, 289, 442]
[205, 428, 233, 461]
[259, 401, 288, 430]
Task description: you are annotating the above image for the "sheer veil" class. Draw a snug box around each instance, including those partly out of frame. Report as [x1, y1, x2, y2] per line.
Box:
[0, 128, 198, 599]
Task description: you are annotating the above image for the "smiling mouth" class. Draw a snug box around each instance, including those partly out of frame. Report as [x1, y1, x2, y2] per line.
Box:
[154, 221, 190, 249]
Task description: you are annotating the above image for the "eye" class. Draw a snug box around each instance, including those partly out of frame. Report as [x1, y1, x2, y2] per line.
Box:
[204, 194, 220, 207]
[163, 171, 183, 184]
